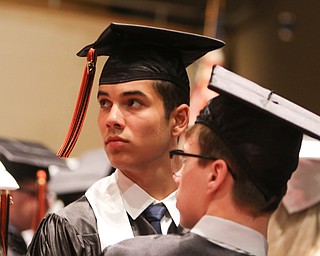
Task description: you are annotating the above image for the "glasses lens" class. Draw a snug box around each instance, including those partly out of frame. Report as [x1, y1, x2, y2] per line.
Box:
[171, 154, 183, 176]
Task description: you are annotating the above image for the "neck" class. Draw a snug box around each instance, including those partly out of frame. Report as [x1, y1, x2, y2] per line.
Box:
[207, 198, 271, 238]
[121, 165, 177, 200]
[118, 139, 179, 199]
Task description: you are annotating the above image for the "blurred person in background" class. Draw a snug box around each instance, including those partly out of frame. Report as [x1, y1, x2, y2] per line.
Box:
[49, 148, 114, 208]
[189, 49, 224, 125]
[268, 137, 320, 256]
[0, 161, 19, 255]
[0, 137, 67, 256]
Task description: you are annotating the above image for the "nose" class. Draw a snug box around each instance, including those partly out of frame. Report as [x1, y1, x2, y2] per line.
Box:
[105, 104, 125, 130]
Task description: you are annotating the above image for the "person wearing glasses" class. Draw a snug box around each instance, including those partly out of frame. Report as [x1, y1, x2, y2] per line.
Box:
[100, 66, 320, 256]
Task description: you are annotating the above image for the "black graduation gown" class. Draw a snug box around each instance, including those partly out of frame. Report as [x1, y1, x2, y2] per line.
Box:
[8, 223, 28, 256]
[27, 196, 100, 256]
[101, 232, 251, 256]
[27, 196, 184, 256]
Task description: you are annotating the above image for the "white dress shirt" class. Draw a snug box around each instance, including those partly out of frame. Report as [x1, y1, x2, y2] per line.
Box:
[191, 215, 268, 256]
[85, 170, 179, 250]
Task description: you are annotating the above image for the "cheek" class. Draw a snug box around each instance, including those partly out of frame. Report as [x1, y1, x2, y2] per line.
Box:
[133, 117, 172, 149]
[176, 171, 207, 228]
[22, 197, 38, 212]
[11, 196, 38, 217]
[97, 113, 106, 131]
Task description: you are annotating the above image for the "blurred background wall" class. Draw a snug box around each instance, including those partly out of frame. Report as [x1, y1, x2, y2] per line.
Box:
[0, 0, 319, 157]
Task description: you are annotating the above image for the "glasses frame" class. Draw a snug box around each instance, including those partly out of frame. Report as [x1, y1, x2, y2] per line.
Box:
[169, 149, 237, 179]
[170, 149, 217, 161]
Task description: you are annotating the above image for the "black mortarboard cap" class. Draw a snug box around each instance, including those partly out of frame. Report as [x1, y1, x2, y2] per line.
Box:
[196, 65, 320, 202]
[57, 22, 225, 157]
[0, 138, 67, 182]
[78, 22, 224, 87]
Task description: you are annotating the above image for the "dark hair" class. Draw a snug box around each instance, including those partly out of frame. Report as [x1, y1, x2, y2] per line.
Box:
[152, 80, 189, 119]
[186, 124, 280, 215]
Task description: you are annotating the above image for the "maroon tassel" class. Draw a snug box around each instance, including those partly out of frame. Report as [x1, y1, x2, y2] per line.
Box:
[57, 48, 97, 157]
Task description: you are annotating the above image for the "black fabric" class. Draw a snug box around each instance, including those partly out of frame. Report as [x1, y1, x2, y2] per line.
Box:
[0, 159, 49, 182]
[77, 23, 224, 66]
[196, 95, 303, 201]
[99, 42, 190, 95]
[27, 195, 185, 255]
[7, 224, 27, 256]
[26, 196, 101, 256]
[128, 213, 157, 236]
[101, 232, 249, 256]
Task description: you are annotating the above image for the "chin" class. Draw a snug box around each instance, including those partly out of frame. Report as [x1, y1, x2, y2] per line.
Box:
[180, 219, 192, 230]
[179, 213, 198, 230]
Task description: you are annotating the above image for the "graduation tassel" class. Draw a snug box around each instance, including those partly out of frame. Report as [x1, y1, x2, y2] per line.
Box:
[32, 170, 47, 231]
[0, 190, 10, 256]
[57, 48, 97, 158]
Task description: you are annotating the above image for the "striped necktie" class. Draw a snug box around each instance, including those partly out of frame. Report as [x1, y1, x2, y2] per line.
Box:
[143, 203, 167, 234]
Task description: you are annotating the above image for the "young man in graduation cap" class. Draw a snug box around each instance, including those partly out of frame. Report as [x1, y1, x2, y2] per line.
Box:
[99, 65, 320, 256]
[0, 137, 66, 256]
[27, 23, 224, 255]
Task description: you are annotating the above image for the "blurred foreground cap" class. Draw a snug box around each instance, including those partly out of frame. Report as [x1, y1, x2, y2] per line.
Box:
[0, 137, 67, 181]
[57, 22, 224, 158]
[0, 161, 19, 190]
[50, 148, 111, 195]
[196, 65, 320, 201]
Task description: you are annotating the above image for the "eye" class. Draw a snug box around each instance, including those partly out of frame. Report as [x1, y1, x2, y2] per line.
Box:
[99, 99, 111, 108]
[128, 99, 143, 108]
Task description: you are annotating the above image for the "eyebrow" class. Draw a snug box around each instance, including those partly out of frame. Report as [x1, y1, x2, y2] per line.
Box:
[97, 90, 147, 98]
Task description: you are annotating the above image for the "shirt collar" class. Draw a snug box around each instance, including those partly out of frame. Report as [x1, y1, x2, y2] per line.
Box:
[191, 215, 268, 256]
[117, 170, 180, 226]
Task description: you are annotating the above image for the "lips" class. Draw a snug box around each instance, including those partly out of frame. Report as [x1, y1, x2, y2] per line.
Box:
[106, 136, 128, 146]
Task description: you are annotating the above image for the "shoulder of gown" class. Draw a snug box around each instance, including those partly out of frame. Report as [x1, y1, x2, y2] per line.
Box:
[102, 232, 249, 256]
[27, 195, 101, 256]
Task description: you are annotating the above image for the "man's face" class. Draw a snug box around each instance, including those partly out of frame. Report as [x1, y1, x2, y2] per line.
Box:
[97, 80, 175, 173]
[10, 180, 43, 232]
[174, 131, 210, 229]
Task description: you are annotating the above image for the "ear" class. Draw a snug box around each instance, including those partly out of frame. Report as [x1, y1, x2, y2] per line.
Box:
[207, 159, 229, 193]
[171, 104, 189, 137]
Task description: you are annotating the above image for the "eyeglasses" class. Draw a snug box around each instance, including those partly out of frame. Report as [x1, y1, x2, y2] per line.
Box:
[169, 149, 237, 179]
[169, 149, 217, 176]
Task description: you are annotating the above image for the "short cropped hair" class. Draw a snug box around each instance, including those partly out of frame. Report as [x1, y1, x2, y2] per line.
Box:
[153, 80, 190, 119]
[186, 124, 281, 215]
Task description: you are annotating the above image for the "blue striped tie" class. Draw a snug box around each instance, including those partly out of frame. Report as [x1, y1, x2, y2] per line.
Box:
[143, 203, 167, 234]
